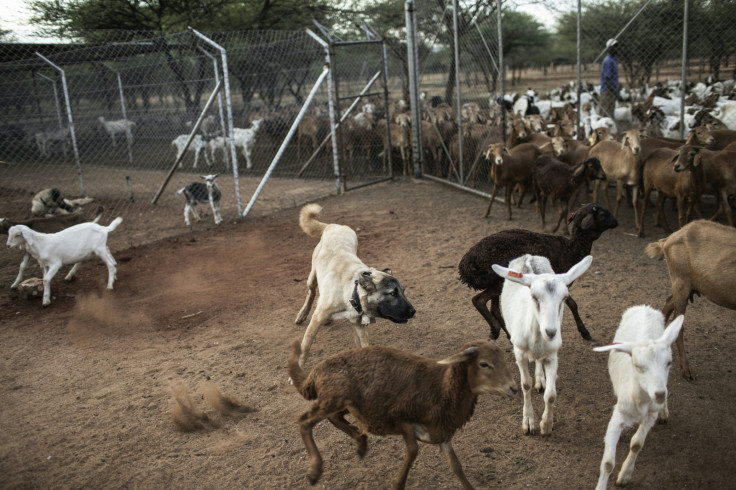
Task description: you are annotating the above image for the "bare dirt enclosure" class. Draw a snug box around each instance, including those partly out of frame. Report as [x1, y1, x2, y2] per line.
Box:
[1, 179, 735, 489]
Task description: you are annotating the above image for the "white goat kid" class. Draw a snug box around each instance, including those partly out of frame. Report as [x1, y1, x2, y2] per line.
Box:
[97, 117, 135, 147]
[232, 118, 263, 169]
[594, 306, 684, 490]
[492, 254, 593, 436]
[175, 174, 222, 226]
[171, 134, 211, 169]
[6, 218, 123, 306]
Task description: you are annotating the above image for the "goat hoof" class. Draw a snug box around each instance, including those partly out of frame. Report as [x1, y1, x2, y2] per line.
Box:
[580, 330, 592, 341]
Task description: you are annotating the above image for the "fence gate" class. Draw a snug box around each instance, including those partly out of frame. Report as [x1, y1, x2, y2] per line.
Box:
[313, 21, 394, 192]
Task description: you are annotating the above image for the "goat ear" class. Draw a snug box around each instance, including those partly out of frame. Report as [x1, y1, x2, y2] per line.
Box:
[659, 315, 684, 347]
[561, 255, 592, 286]
[358, 271, 376, 292]
[438, 346, 478, 365]
[593, 342, 633, 355]
[382, 268, 393, 276]
[491, 264, 533, 286]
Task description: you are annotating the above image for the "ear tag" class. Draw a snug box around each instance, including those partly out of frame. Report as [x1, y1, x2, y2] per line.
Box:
[508, 271, 523, 278]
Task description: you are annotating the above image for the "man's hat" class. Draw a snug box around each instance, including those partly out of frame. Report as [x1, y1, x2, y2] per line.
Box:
[606, 38, 619, 49]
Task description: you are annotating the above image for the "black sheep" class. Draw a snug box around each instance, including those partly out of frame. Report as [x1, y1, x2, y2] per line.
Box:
[458, 203, 618, 341]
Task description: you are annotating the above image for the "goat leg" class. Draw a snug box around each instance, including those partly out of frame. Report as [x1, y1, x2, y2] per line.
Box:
[395, 425, 419, 490]
[471, 289, 504, 339]
[328, 411, 367, 458]
[565, 295, 592, 340]
[440, 441, 475, 490]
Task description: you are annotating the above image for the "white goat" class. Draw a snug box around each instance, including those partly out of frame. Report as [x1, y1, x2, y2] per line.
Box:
[207, 136, 230, 168]
[97, 117, 135, 147]
[171, 134, 211, 169]
[6, 217, 123, 306]
[594, 305, 684, 490]
[232, 118, 263, 169]
[492, 254, 593, 436]
[175, 174, 222, 226]
[35, 127, 71, 157]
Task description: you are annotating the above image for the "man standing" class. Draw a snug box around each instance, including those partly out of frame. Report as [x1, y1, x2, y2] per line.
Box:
[600, 38, 619, 118]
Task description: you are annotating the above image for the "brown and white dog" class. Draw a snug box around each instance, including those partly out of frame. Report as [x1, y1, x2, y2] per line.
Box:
[294, 204, 416, 368]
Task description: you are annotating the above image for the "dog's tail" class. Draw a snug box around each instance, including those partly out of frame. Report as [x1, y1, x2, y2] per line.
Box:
[106, 217, 124, 233]
[299, 203, 327, 238]
[287, 340, 317, 400]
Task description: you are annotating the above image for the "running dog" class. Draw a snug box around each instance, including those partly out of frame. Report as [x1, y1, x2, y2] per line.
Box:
[294, 204, 416, 368]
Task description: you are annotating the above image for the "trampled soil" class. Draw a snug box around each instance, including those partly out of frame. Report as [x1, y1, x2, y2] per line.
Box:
[1, 178, 735, 489]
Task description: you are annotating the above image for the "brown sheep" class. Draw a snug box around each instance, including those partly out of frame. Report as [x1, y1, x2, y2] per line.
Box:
[645, 220, 736, 379]
[482, 142, 540, 220]
[288, 339, 517, 489]
[638, 147, 704, 237]
[686, 126, 736, 150]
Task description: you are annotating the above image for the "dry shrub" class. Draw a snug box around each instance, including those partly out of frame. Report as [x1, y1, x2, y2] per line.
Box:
[200, 382, 256, 417]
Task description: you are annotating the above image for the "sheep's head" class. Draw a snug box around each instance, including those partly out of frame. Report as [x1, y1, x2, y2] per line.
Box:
[686, 126, 715, 147]
[673, 146, 701, 173]
[550, 137, 566, 158]
[485, 143, 506, 165]
[438, 340, 517, 397]
[621, 129, 642, 154]
[594, 315, 683, 406]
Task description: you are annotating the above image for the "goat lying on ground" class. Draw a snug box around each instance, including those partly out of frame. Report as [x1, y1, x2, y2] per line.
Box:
[6, 217, 123, 306]
[31, 188, 95, 217]
[2, 206, 104, 290]
[594, 306, 684, 490]
[458, 203, 617, 341]
[288, 339, 517, 489]
[645, 220, 736, 379]
[493, 254, 592, 436]
[175, 174, 222, 226]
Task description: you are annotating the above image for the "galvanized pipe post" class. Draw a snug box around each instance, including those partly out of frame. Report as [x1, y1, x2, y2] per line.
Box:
[102, 64, 134, 167]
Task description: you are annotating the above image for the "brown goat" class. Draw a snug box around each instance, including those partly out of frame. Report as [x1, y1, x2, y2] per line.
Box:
[645, 220, 736, 379]
[288, 339, 517, 490]
[638, 147, 704, 236]
[505, 115, 529, 148]
[590, 129, 644, 230]
[483, 142, 540, 220]
[533, 156, 607, 234]
[686, 126, 736, 150]
[681, 146, 736, 226]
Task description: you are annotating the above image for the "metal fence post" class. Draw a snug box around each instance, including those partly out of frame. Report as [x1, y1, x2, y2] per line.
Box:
[453, 0, 463, 184]
[189, 28, 242, 217]
[197, 46, 230, 169]
[37, 74, 64, 131]
[406, 0, 422, 178]
[102, 64, 134, 167]
[36, 52, 85, 196]
[680, 0, 689, 139]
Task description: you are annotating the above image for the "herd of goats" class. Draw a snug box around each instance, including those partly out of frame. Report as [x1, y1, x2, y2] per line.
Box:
[2, 75, 736, 489]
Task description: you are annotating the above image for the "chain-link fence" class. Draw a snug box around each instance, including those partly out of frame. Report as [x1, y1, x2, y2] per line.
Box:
[0, 27, 396, 247]
[402, 0, 735, 203]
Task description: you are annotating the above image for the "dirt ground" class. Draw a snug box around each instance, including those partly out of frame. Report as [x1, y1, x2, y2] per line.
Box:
[1, 178, 735, 490]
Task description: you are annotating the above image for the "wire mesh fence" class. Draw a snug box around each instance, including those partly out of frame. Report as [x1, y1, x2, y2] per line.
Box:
[0, 28, 385, 246]
[406, 0, 736, 206]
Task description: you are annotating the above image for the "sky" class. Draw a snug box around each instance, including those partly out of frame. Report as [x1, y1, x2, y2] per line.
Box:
[0, 0, 561, 43]
[1, 0, 42, 42]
